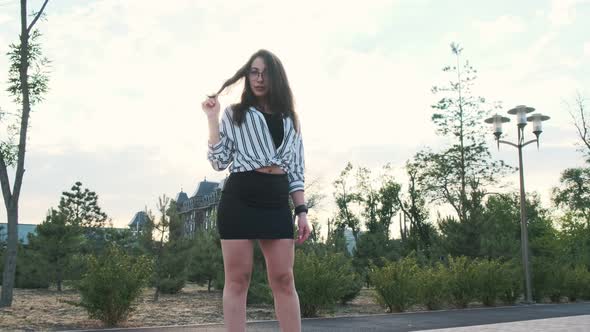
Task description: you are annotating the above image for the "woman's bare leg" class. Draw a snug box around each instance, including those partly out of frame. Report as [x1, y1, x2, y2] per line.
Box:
[258, 238, 301, 332]
[220, 239, 254, 332]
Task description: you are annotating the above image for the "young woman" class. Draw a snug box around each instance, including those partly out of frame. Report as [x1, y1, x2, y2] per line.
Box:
[201, 49, 310, 332]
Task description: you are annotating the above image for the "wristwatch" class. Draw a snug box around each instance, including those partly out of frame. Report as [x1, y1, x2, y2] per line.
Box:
[294, 204, 308, 216]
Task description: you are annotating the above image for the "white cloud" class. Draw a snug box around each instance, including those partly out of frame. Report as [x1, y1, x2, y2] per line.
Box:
[1, 0, 405, 226]
[472, 15, 526, 46]
[0, 0, 588, 230]
[584, 42, 590, 56]
[547, 0, 590, 26]
[0, 13, 12, 25]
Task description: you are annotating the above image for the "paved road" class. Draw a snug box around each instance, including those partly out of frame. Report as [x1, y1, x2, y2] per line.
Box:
[62, 302, 590, 332]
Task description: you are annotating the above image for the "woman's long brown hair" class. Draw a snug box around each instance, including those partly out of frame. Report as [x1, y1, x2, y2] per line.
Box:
[211, 49, 299, 132]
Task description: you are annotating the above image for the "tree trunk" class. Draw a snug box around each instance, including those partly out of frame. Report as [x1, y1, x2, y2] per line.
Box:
[399, 214, 406, 242]
[403, 214, 408, 240]
[0, 0, 49, 308]
[1, 207, 19, 306]
[153, 242, 163, 301]
[56, 257, 63, 292]
[153, 253, 161, 301]
[1, 0, 27, 308]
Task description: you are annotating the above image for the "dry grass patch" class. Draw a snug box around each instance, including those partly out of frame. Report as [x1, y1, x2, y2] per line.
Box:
[0, 284, 386, 331]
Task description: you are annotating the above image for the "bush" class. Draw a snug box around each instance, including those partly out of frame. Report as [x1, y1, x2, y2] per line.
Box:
[294, 249, 359, 317]
[247, 266, 273, 305]
[339, 273, 363, 305]
[564, 265, 590, 302]
[247, 280, 273, 305]
[213, 269, 224, 291]
[152, 239, 190, 295]
[369, 256, 419, 312]
[446, 256, 478, 308]
[15, 246, 50, 289]
[187, 229, 222, 292]
[417, 262, 448, 310]
[533, 258, 566, 303]
[209, 261, 271, 305]
[532, 258, 549, 302]
[158, 277, 185, 295]
[497, 260, 522, 305]
[548, 266, 568, 303]
[65, 244, 152, 327]
[473, 259, 505, 306]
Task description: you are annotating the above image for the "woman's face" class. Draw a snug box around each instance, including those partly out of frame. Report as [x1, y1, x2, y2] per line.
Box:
[248, 56, 269, 98]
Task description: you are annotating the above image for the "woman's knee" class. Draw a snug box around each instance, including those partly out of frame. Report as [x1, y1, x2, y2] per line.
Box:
[269, 269, 295, 294]
[220, 239, 254, 294]
[225, 270, 252, 294]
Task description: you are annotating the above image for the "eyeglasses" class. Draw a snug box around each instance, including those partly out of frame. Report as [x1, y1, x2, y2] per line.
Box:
[248, 69, 268, 80]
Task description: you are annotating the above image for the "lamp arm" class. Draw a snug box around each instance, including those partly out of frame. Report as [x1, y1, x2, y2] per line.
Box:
[498, 140, 519, 149]
[522, 139, 538, 148]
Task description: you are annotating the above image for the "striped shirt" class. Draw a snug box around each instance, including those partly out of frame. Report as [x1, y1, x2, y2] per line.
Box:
[207, 106, 305, 193]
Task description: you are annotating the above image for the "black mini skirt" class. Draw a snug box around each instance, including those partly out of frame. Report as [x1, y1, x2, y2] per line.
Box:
[216, 170, 294, 240]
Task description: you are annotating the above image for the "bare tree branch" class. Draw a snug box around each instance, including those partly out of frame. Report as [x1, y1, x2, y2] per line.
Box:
[27, 0, 49, 33]
[567, 92, 590, 156]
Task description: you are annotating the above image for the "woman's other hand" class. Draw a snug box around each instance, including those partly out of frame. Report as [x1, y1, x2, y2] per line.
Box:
[296, 213, 311, 244]
[202, 95, 220, 119]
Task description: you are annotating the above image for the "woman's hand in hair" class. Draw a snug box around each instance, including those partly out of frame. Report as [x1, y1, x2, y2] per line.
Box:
[202, 95, 220, 119]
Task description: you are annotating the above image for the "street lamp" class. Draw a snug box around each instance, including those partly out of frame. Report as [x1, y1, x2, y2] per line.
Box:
[484, 105, 550, 304]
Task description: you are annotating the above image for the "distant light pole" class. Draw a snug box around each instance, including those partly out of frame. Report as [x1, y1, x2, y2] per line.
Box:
[484, 105, 550, 304]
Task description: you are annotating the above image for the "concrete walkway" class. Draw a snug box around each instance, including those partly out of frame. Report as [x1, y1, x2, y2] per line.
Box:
[62, 302, 590, 332]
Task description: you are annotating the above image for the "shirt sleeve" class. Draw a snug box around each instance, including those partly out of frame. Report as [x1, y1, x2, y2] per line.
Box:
[287, 123, 305, 194]
[207, 107, 235, 171]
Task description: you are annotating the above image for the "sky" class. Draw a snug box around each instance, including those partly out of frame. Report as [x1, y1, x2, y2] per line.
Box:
[0, 0, 588, 238]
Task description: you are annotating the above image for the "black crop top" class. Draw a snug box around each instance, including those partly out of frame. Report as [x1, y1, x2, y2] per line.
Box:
[261, 111, 284, 149]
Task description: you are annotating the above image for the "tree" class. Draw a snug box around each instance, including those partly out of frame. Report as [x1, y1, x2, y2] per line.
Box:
[566, 93, 590, 162]
[553, 168, 590, 222]
[58, 181, 110, 255]
[14, 241, 49, 289]
[551, 93, 590, 267]
[340, 164, 403, 284]
[187, 227, 223, 292]
[356, 164, 401, 236]
[140, 195, 189, 299]
[158, 199, 191, 294]
[0, 224, 6, 247]
[292, 177, 326, 247]
[558, 213, 590, 267]
[415, 43, 510, 226]
[302, 177, 326, 211]
[1, 0, 50, 307]
[27, 209, 83, 291]
[478, 194, 521, 259]
[553, 93, 590, 222]
[412, 44, 511, 259]
[354, 231, 400, 286]
[396, 160, 432, 252]
[152, 195, 172, 301]
[333, 162, 362, 239]
[325, 218, 348, 254]
[58, 181, 109, 229]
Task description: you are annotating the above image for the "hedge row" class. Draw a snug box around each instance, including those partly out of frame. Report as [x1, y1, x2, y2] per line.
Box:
[370, 256, 590, 312]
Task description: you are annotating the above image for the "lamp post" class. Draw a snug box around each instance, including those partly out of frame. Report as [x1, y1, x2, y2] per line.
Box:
[484, 105, 550, 304]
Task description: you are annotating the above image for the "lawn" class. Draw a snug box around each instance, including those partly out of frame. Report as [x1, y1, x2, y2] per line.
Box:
[0, 284, 385, 331]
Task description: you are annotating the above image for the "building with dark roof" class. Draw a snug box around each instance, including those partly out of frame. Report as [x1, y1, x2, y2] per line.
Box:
[176, 191, 189, 205]
[128, 211, 150, 236]
[176, 177, 225, 239]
